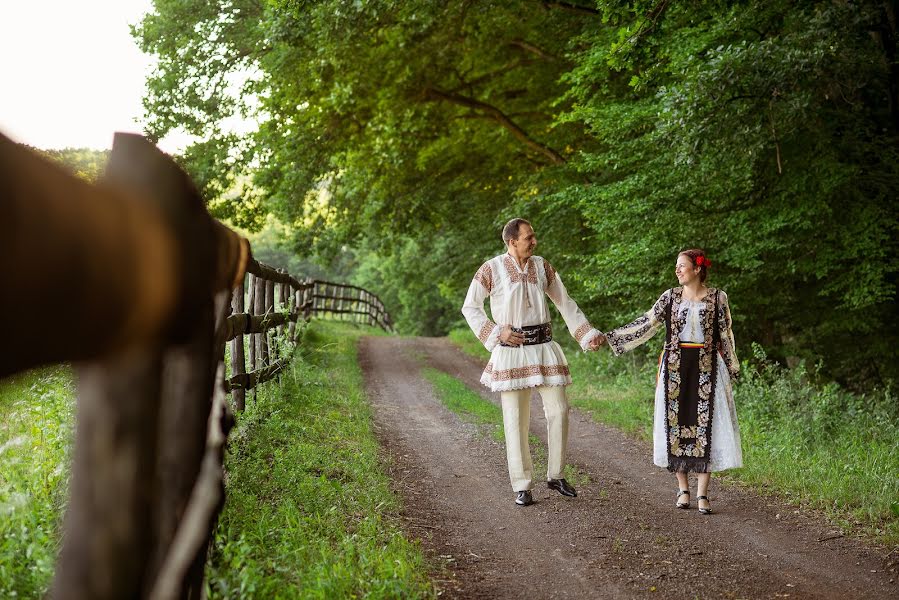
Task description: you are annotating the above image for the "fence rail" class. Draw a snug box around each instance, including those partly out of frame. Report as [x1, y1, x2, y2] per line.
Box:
[224, 268, 392, 410]
[0, 131, 393, 600]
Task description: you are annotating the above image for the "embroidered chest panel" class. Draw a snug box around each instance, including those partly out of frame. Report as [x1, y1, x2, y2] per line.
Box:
[502, 254, 539, 285]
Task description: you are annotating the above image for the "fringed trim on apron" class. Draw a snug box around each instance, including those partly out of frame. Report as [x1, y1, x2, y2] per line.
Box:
[667, 456, 711, 474]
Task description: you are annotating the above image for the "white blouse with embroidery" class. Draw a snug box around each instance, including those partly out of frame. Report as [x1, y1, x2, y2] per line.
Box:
[461, 253, 601, 392]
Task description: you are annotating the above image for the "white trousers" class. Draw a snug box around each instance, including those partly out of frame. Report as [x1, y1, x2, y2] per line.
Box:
[500, 385, 569, 492]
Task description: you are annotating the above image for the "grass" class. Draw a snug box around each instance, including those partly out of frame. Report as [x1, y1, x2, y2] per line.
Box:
[726, 345, 899, 543]
[447, 327, 899, 546]
[206, 320, 435, 598]
[420, 365, 589, 489]
[420, 367, 503, 442]
[0, 366, 75, 598]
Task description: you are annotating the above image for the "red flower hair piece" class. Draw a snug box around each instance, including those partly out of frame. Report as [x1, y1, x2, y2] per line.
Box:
[695, 255, 712, 268]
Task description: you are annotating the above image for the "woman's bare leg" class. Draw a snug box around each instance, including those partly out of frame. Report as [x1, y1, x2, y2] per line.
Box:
[696, 472, 711, 511]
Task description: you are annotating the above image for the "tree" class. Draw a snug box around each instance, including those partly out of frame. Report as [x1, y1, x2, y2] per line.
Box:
[555, 0, 899, 384]
[34, 147, 108, 182]
[135, 0, 899, 386]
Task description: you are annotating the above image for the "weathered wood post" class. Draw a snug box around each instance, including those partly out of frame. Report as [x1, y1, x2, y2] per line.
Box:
[247, 273, 256, 371]
[263, 279, 274, 364]
[288, 280, 297, 341]
[53, 132, 220, 599]
[230, 278, 247, 411]
[253, 275, 266, 369]
[278, 272, 288, 338]
[293, 288, 302, 342]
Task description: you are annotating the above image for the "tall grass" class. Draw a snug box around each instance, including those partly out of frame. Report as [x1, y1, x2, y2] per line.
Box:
[448, 328, 899, 545]
[0, 366, 75, 598]
[206, 321, 435, 598]
[732, 344, 899, 541]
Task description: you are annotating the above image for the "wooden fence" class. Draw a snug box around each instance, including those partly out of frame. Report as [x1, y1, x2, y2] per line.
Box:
[0, 131, 392, 599]
[224, 265, 393, 411]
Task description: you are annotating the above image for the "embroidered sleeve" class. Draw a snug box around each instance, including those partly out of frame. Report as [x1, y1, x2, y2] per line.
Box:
[474, 262, 493, 292]
[605, 290, 670, 356]
[477, 320, 497, 343]
[461, 261, 501, 351]
[717, 291, 739, 378]
[544, 260, 557, 290]
[543, 260, 601, 351]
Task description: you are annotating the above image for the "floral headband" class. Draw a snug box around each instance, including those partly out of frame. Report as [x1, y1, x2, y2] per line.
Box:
[695, 255, 712, 268]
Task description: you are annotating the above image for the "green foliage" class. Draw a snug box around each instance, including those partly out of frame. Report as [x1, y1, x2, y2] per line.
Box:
[33, 146, 108, 182]
[243, 215, 336, 280]
[0, 367, 75, 598]
[554, 0, 899, 386]
[135, 0, 899, 387]
[350, 238, 470, 336]
[446, 329, 490, 361]
[207, 321, 434, 598]
[565, 349, 656, 441]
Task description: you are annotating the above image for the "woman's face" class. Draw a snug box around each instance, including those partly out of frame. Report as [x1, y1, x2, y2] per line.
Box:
[675, 254, 700, 286]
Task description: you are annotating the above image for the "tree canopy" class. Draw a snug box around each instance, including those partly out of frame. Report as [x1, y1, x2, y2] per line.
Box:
[135, 0, 899, 387]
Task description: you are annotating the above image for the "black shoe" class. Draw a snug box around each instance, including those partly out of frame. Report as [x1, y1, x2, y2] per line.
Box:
[697, 495, 712, 515]
[676, 489, 691, 509]
[547, 478, 577, 497]
[515, 490, 534, 506]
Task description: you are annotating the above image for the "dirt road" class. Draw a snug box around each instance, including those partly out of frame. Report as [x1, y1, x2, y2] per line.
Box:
[359, 336, 896, 599]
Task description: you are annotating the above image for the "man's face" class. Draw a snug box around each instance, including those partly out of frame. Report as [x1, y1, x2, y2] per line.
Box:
[510, 224, 537, 258]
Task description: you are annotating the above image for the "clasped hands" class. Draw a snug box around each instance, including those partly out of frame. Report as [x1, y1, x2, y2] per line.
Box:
[499, 324, 606, 351]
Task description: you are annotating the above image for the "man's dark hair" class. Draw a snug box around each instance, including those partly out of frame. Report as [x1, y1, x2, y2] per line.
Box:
[502, 218, 531, 244]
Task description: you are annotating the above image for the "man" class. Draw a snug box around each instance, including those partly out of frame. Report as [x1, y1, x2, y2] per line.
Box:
[462, 218, 605, 506]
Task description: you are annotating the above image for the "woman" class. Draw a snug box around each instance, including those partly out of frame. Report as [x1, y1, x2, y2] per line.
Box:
[604, 249, 742, 514]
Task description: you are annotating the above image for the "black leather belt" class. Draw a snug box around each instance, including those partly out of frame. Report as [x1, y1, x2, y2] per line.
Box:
[500, 323, 553, 347]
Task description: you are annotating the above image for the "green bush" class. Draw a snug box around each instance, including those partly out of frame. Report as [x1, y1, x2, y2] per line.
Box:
[733, 344, 899, 540]
[0, 366, 75, 598]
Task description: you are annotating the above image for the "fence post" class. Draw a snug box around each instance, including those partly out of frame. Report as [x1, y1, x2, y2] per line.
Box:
[263, 279, 274, 364]
[149, 291, 234, 599]
[279, 272, 288, 338]
[247, 273, 256, 371]
[287, 280, 296, 342]
[305, 279, 314, 321]
[54, 351, 164, 599]
[230, 278, 246, 411]
[253, 275, 266, 369]
[148, 290, 220, 595]
[52, 132, 219, 600]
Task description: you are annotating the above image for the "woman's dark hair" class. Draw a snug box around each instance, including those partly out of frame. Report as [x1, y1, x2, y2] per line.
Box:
[679, 248, 710, 283]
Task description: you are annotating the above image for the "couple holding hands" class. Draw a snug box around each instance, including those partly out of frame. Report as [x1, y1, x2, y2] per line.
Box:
[461, 218, 742, 513]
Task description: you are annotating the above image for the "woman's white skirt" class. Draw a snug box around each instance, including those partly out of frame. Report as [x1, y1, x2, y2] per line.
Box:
[481, 341, 572, 392]
[653, 353, 743, 472]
